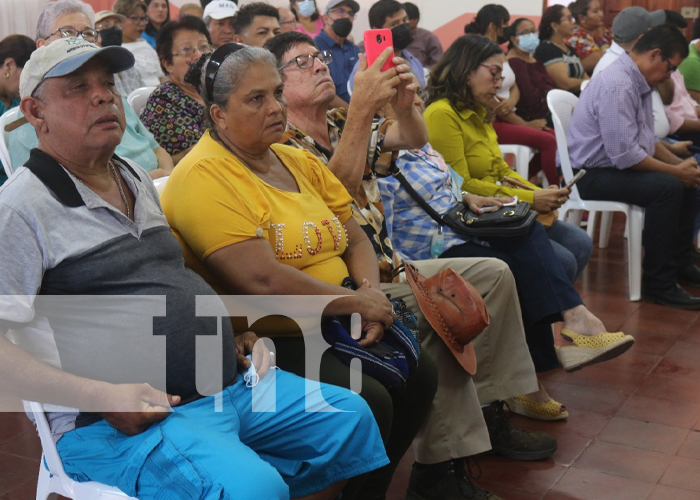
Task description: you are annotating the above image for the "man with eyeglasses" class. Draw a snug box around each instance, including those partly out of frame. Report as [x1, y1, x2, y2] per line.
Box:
[277, 6, 298, 34]
[315, 0, 361, 106]
[7, 0, 173, 180]
[569, 25, 700, 309]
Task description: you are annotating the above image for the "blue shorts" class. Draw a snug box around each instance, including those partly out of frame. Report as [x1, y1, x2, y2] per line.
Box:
[56, 369, 388, 499]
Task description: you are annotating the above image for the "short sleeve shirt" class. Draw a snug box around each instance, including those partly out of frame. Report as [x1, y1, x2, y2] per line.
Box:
[564, 25, 611, 60]
[282, 108, 399, 283]
[140, 81, 205, 155]
[535, 40, 586, 80]
[315, 31, 360, 103]
[161, 131, 354, 292]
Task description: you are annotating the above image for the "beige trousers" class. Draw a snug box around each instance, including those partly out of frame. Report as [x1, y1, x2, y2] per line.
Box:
[381, 257, 537, 463]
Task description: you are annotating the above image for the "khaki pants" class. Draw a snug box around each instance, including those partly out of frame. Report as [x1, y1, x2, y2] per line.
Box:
[381, 257, 537, 463]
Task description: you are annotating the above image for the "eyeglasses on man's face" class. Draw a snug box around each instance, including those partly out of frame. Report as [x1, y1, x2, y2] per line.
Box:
[479, 63, 505, 82]
[279, 51, 333, 70]
[173, 44, 213, 58]
[662, 57, 678, 74]
[327, 8, 355, 19]
[46, 26, 98, 42]
[127, 16, 150, 25]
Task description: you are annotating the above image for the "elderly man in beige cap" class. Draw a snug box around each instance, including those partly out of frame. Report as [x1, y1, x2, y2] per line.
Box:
[203, 0, 238, 48]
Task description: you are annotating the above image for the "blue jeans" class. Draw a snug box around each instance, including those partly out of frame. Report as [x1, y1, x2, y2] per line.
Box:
[547, 220, 593, 283]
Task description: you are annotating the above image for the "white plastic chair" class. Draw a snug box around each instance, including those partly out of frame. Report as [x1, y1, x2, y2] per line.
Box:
[126, 87, 156, 116]
[547, 89, 644, 301]
[152, 175, 168, 196]
[27, 401, 137, 500]
[0, 107, 20, 178]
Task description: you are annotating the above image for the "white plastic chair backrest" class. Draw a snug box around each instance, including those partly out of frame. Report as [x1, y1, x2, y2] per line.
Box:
[152, 175, 168, 196]
[27, 401, 70, 479]
[0, 107, 20, 177]
[547, 89, 581, 200]
[127, 86, 156, 116]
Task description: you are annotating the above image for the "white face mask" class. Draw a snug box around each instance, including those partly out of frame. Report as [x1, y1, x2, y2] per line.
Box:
[297, 0, 316, 17]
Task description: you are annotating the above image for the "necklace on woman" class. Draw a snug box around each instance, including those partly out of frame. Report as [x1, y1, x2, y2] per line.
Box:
[66, 161, 131, 219]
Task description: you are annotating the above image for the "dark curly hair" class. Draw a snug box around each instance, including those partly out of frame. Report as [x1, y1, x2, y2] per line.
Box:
[426, 34, 502, 116]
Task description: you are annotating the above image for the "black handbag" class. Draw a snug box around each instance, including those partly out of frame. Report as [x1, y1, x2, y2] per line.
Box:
[391, 167, 537, 237]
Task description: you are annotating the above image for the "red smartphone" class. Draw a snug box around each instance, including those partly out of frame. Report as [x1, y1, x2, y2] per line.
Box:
[364, 29, 395, 72]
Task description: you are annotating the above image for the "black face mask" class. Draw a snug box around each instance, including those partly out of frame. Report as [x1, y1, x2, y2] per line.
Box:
[496, 32, 508, 44]
[391, 23, 413, 51]
[332, 18, 353, 38]
[99, 26, 123, 47]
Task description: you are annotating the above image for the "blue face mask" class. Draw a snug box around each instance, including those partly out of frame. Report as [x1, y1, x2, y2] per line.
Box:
[517, 32, 540, 53]
[297, 0, 316, 17]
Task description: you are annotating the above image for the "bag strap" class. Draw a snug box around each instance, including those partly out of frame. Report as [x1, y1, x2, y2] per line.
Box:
[390, 165, 447, 227]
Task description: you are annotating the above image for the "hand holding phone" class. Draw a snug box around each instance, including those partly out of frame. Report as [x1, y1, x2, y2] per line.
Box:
[364, 29, 396, 72]
[563, 169, 586, 191]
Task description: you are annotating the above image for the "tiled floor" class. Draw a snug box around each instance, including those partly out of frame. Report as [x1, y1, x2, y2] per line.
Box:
[4, 214, 700, 500]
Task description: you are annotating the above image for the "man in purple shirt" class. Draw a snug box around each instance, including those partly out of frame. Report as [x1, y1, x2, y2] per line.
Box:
[567, 25, 700, 309]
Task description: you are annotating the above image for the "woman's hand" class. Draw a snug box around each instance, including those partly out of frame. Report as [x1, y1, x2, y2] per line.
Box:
[532, 186, 570, 214]
[235, 331, 274, 380]
[666, 140, 693, 158]
[391, 56, 419, 114]
[463, 193, 510, 213]
[492, 96, 513, 116]
[525, 119, 549, 131]
[353, 279, 393, 341]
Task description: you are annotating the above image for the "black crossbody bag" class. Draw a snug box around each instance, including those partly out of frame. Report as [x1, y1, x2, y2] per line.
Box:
[391, 167, 537, 237]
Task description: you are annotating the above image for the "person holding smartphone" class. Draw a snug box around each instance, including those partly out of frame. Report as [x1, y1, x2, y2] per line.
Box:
[424, 35, 593, 284]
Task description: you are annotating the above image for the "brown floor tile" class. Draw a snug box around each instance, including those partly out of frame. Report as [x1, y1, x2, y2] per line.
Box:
[626, 331, 679, 357]
[660, 456, 700, 492]
[544, 467, 655, 500]
[0, 453, 41, 496]
[481, 485, 544, 500]
[652, 341, 700, 382]
[637, 375, 700, 404]
[617, 394, 700, 429]
[547, 382, 629, 416]
[597, 416, 689, 455]
[1, 480, 38, 500]
[549, 432, 592, 467]
[0, 431, 42, 461]
[573, 440, 673, 483]
[0, 413, 34, 445]
[552, 364, 644, 394]
[678, 431, 700, 460]
[475, 457, 567, 497]
[648, 485, 700, 500]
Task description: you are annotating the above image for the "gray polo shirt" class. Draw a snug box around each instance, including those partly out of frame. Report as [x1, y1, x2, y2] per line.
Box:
[0, 149, 236, 439]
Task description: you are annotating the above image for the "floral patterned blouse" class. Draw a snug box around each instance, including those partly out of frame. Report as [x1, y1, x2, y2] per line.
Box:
[564, 25, 612, 61]
[140, 81, 204, 156]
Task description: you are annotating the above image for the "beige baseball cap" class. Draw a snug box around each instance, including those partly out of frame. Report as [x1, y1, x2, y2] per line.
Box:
[19, 37, 135, 98]
[94, 10, 127, 25]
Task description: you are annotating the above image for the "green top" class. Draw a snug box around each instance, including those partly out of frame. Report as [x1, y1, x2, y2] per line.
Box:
[679, 43, 700, 93]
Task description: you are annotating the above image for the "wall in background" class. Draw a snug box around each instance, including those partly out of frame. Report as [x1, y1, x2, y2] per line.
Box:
[1, 0, 545, 51]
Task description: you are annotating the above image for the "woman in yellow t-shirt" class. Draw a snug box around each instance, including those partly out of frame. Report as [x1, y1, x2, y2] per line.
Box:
[161, 43, 437, 500]
[424, 34, 592, 284]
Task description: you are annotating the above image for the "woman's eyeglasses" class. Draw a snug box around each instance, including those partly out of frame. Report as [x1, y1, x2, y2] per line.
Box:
[479, 63, 505, 82]
[127, 16, 150, 25]
[279, 51, 333, 70]
[173, 44, 213, 58]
